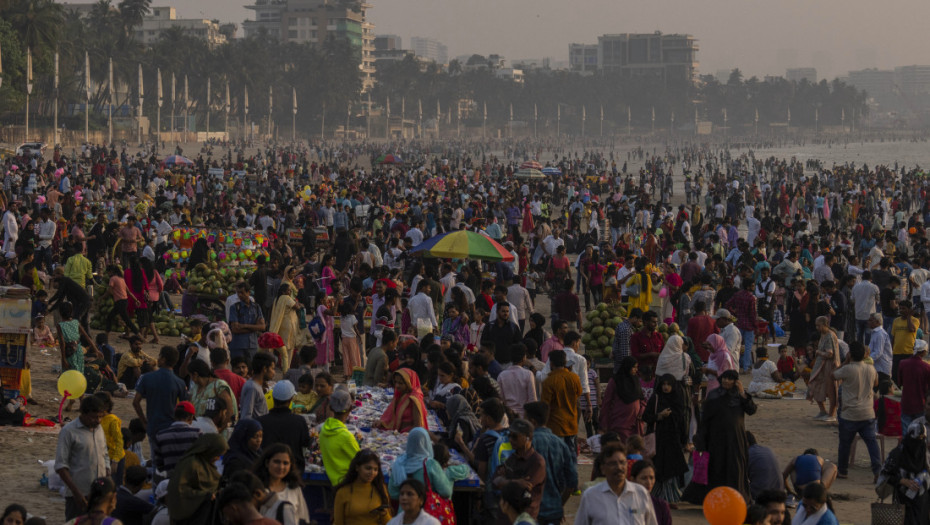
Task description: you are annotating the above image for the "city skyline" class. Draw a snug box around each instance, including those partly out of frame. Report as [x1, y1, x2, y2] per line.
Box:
[70, 0, 930, 80]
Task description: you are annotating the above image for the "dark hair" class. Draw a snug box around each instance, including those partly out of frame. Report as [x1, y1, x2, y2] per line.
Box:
[849, 341, 866, 362]
[86, 477, 117, 511]
[755, 346, 768, 359]
[229, 470, 266, 495]
[124, 465, 147, 487]
[160, 345, 180, 367]
[129, 418, 146, 436]
[315, 371, 335, 386]
[253, 443, 303, 489]
[59, 301, 74, 318]
[563, 331, 582, 346]
[628, 308, 644, 319]
[381, 329, 397, 345]
[509, 343, 526, 364]
[549, 349, 567, 368]
[530, 313, 545, 328]
[216, 483, 253, 512]
[746, 504, 768, 525]
[398, 478, 426, 503]
[1, 505, 27, 523]
[298, 373, 315, 387]
[298, 345, 318, 364]
[188, 359, 215, 379]
[80, 395, 106, 414]
[756, 489, 788, 507]
[480, 398, 505, 424]
[630, 459, 656, 479]
[600, 443, 627, 463]
[209, 347, 229, 366]
[433, 442, 451, 468]
[251, 352, 275, 374]
[500, 480, 533, 513]
[802, 481, 827, 503]
[471, 375, 499, 400]
[332, 449, 389, 503]
[93, 391, 114, 412]
[745, 431, 757, 446]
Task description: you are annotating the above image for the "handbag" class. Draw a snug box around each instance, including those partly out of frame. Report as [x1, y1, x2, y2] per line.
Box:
[422, 459, 456, 525]
[871, 499, 905, 525]
[692, 451, 710, 485]
[644, 395, 659, 457]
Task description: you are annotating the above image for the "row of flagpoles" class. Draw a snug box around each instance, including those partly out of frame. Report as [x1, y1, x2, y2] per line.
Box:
[0, 45, 850, 146]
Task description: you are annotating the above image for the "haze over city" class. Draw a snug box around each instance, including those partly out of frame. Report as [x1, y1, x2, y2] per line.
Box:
[164, 0, 930, 79]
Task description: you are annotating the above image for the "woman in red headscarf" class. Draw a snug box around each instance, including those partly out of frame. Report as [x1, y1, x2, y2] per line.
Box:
[376, 368, 428, 433]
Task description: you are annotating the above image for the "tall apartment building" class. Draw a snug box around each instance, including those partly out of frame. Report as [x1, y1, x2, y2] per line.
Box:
[374, 34, 402, 51]
[243, 0, 375, 91]
[410, 37, 448, 65]
[569, 44, 598, 73]
[570, 32, 698, 86]
[786, 67, 817, 83]
[136, 7, 227, 48]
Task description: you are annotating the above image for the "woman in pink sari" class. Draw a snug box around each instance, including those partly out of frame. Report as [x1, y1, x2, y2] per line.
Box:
[376, 368, 428, 433]
[702, 333, 735, 391]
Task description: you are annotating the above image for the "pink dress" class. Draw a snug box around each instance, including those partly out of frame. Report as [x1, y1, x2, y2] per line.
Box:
[321, 266, 336, 295]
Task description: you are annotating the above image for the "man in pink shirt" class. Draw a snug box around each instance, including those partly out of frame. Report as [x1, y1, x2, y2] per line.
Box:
[498, 344, 538, 417]
[540, 319, 568, 362]
[104, 265, 140, 337]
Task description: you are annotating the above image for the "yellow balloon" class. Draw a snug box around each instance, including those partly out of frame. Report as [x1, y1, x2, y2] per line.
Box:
[57, 370, 87, 399]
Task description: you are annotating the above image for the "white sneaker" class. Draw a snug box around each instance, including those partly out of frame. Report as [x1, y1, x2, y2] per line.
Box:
[824, 416, 837, 423]
[813, 413, 829, 421]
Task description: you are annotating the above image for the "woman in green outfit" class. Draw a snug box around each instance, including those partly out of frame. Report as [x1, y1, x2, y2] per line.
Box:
[57, 302, 118, 402]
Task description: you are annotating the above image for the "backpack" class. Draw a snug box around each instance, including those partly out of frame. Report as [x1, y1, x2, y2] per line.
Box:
[485, 429, 514, 481]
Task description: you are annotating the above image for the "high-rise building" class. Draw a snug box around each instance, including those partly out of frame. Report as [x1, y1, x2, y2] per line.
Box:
[847, 68, 896, 109]
[243, 0, 375, 91]
[126, 6, 227, 48]
[410, 37, 448, 65]
[570, 32, 698, 86]
[786, 67, 817, 83]
[374, 34, 402, 51]
[569, 44, 598, 73]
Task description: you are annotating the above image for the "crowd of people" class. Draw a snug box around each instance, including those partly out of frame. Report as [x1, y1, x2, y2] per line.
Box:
[3, 136, 930, 525]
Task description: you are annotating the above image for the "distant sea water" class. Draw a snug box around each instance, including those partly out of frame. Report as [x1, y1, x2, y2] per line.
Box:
[737, 140, 930, 169]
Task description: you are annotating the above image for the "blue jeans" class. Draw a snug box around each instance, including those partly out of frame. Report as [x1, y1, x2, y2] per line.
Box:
[856, 319, 871, 345]
[837, 417, 882, 476]
[740, 329, 755, 370]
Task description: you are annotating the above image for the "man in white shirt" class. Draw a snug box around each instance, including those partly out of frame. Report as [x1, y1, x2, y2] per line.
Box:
[36, 208, 57, 272]
[407, 281, 438, 333]
[439, 263, 457, 305]
[574, 443, 657, 525]
[542, 232, 564, 258]
[851, 271, 881, 344]
[506, 279, 534, 332]
[1, 208, 18, 258]
[407, 221, 424, 247]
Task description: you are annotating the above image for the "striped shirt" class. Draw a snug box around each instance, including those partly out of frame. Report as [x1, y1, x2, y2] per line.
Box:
[153, 421, 202, 473]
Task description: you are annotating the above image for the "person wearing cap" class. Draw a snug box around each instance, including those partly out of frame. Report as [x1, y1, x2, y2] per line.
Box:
[152, 402, 202, 476]
[257, 380, 312, 473]
[715, 308, 742, 368]
[191, 397, 229, 435]
[319, 386, 361, 486]
[491, 418, 547, 522]
[898, 339, 930, 430]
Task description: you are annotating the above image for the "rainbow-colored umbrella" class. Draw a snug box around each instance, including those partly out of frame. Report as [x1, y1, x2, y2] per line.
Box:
[409, 230, 514, 262]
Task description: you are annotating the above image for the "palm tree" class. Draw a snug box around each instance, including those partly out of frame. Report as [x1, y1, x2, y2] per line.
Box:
[4, 0, 64, 53]
[118, 0, 151, 37]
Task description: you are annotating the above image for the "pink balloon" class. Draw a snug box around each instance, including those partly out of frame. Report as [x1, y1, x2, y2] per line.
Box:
[659, 287, 668, 298]
[35, 196, 46, 204]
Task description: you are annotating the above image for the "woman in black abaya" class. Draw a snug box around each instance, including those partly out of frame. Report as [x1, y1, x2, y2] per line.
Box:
[683, 369, 757, 503]
[642, 374, 691, 503]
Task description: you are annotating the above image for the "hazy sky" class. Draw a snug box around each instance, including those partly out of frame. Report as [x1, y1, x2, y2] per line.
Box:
[169, 0, 930, 79]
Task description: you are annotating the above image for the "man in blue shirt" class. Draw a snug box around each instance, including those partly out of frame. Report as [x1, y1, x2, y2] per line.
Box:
[229, 281, 266, 361]
[132, 346, 188, 459]
[525, 401, 577, 525]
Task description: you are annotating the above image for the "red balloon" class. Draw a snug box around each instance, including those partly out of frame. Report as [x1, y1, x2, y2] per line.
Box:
[703, 487, 746, 525]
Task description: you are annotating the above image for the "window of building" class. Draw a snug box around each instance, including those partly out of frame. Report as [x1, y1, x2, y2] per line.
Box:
[288, 29, 298, 39]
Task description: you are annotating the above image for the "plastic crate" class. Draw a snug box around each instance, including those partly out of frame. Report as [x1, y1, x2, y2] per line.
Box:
[0, 367, 22, 390]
